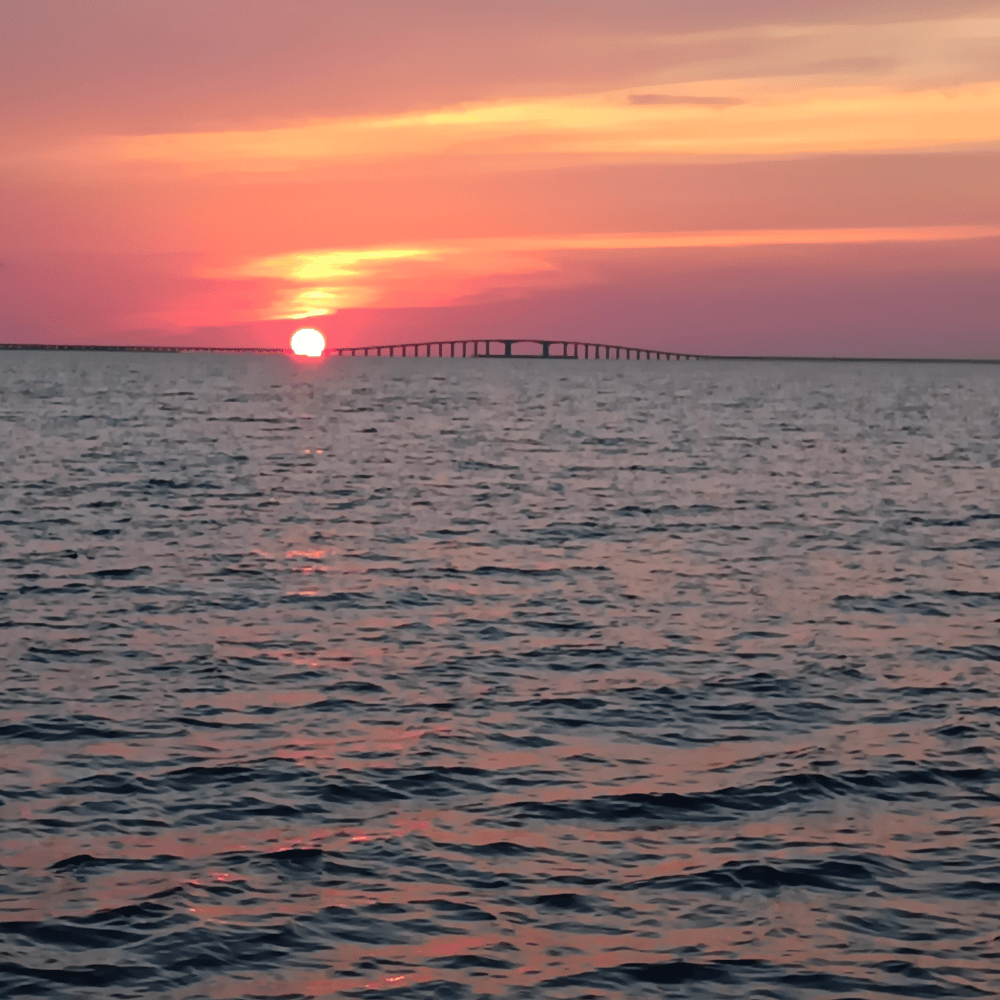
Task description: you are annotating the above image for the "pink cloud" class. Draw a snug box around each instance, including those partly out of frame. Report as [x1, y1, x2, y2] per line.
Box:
[3, 0, 996, 139]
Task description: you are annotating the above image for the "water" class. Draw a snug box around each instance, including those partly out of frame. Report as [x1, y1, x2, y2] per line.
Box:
[2, 352, 1000, 999]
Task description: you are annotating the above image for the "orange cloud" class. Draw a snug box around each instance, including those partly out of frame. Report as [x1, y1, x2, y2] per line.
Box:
[13, 78, 998, 179]
[228, 224, 1000, 319]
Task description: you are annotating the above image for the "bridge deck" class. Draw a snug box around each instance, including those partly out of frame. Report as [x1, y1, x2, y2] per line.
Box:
[329, 339, 697, 360]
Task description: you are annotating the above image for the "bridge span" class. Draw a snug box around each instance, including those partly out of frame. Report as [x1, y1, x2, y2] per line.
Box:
[330, 339, 698, 360]
[0, 340, 699, 359]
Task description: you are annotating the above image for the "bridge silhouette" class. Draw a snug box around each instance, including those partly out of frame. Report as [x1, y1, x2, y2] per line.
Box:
[0, 340, 698, 359]
[2, 344, 995, 364]
[329, 339, 698, 360]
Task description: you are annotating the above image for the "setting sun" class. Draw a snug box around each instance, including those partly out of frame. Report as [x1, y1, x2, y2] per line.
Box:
[289, 328, 326, 357]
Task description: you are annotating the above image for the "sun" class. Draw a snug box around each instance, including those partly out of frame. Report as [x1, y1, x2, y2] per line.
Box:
[290, 328, 326, 357]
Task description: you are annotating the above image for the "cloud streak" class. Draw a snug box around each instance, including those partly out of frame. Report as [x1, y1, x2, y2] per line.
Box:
[228, 224, 1000, 319]
[13, 78, 1000, 182]
[3, 7, 997, 140]
[627, 94, 744, 106]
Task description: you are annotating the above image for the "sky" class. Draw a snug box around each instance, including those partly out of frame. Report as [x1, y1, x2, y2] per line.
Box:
[1, 0, 998, 357]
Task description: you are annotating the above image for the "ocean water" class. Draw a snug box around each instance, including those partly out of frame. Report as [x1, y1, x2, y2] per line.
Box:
[2, 352, 1000, 1000]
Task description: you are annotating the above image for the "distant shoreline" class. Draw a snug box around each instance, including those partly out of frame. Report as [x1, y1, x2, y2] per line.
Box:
[0, 343, 996, 363]
[0, 343, 285, 354]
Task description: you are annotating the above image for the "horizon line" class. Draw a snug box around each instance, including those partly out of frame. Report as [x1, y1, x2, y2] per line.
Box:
[1, 343, 997, 364]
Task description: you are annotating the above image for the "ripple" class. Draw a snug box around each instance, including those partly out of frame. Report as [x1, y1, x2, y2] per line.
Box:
[2, 354, 1000, 998]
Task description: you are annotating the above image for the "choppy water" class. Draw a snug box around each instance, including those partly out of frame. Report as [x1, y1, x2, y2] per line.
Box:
[2, 352, 1000, 999]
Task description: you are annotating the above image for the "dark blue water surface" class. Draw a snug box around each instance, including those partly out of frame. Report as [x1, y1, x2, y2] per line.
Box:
[2, 352, 1000, 999]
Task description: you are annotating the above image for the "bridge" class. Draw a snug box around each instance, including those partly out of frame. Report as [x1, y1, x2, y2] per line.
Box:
[0, 340, 699, 359]
[329, 339, 698, 359]
[2, 344, 995, 364]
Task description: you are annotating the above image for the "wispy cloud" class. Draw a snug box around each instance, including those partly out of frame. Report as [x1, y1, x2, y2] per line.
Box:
[627, 94, 744, 106]
[14, 79, 999, 180]
[231, 246, 445, 316]
[228, 225, 1000, 319]
[802, 56, 899, 75]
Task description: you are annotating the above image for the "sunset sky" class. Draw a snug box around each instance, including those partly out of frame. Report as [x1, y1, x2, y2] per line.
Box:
[2, 0, 998, 357]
